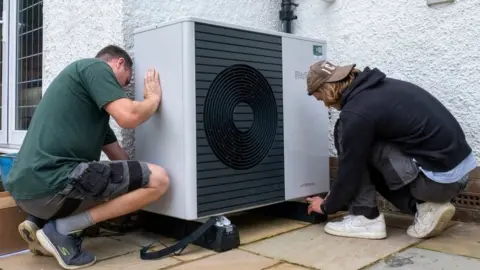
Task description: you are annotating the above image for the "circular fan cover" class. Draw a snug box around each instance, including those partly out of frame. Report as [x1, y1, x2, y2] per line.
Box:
[204, 64, 278, 170]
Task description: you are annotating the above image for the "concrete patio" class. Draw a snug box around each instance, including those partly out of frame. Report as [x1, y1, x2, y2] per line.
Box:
[1, 211, 480, 270]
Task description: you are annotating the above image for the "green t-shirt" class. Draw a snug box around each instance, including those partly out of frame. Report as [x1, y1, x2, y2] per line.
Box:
[4, 58, 127, 200]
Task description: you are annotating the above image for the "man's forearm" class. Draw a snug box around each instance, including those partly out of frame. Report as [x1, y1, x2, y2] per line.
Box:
[104, 95, 161, 129]
[131, 96, 160, 126]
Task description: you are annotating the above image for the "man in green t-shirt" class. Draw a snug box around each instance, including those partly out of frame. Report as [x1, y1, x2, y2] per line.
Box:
[4, 45, 169, 269]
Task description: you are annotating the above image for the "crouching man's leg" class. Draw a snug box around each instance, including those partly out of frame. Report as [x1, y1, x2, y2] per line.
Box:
[324, 167, 387, 240]
[406, 173, 467, 238]
[17, 160, 169, 269]
[370, 142, 468, 239]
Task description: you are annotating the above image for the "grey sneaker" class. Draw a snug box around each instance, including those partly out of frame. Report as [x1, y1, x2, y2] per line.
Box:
[18, 220, 52, 256]
[36, 221, 96, 269]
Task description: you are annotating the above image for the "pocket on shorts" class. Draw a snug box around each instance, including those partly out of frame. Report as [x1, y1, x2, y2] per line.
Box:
[69, 162, 111, 198]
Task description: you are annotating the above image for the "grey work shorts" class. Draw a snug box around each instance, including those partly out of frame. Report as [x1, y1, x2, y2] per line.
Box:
[16, 160, 152, 220]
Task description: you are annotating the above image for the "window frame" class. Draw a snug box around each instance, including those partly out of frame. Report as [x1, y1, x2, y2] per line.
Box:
[0, 0, 43, 148]
[0, 2, 9, 145]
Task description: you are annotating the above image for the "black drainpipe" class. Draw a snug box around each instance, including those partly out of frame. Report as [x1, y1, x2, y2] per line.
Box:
[279, 0, 298, 33]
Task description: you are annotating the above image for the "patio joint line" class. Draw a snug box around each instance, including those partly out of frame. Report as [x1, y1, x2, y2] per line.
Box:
[238, 247, 317, 269]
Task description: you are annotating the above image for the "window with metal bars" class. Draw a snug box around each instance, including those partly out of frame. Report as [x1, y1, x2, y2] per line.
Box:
[16, 0, 43, 130]
[0, 0, 43, 145]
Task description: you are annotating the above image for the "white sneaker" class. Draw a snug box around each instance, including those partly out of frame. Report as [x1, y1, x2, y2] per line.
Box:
[324, 214, 387, 239]
[407, 202, 455, 239]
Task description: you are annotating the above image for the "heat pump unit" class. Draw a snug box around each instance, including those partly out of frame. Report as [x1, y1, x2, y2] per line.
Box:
[133, 17, 330, 221]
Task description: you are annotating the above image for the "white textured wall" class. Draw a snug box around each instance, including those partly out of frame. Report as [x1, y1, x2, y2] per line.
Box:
[43, 0, 125, 87]
[292, 0, 480, 159]
[44, 0, 480, 161]
[43, 0, 126, 158]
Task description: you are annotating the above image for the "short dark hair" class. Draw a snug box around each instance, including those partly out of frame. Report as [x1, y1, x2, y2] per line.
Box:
[95, 45, 133, 69]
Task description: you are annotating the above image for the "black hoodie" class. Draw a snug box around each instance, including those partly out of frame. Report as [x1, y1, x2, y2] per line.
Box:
[320, 67, 472, 215]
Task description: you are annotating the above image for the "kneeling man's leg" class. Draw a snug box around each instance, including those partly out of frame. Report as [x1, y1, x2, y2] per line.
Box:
[35, 160, 169, 269]
[324, 167, 387, 240]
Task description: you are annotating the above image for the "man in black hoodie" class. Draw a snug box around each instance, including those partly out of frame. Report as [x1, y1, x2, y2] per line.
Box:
[305, 60, 476, 239]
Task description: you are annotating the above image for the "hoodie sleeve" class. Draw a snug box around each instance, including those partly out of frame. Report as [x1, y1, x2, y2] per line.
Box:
[321, 111, 375, 215]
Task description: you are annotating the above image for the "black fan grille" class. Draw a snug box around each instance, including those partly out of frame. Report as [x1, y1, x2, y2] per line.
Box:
[204, 64, 278, 170]
[194, 22, 284, 217]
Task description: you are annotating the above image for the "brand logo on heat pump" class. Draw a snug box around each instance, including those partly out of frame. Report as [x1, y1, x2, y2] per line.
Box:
[294, 71, 308, 80]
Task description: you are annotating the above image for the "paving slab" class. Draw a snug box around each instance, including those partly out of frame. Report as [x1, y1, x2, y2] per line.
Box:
[86, 251, 181, 270]
[228, 213, 309, 245]
[0, 236, 140, 270]
[366, 247, 480, 269]
[416, 222, 480, 259]
[109, 211, 308, 262]
[241, 224, 421, 270]
[109, 230, 216, 262]
[167, 249, 278, 270]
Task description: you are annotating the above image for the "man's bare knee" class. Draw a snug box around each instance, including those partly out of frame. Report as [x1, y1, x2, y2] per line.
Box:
[146, 163, 170, 196]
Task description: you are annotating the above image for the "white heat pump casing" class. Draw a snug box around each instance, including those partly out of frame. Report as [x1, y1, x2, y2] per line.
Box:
[134, 17, 330, 221]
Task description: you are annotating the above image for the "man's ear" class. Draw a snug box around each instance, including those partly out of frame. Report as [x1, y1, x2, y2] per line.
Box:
[111, 57, 123, 70]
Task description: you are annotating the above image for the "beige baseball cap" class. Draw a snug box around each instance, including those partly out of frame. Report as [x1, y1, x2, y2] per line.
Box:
[306, 60, 356, 95]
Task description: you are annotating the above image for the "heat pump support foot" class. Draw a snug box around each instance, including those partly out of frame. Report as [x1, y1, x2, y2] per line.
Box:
[140, 211, 240, 254]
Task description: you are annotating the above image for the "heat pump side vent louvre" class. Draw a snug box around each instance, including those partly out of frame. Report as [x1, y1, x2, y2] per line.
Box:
[195, 57, 281, 73]
[197, 184, 285, 204]
[195, 23, 281, 45]
[196, 168, 285, 187]
[197, 189, 286, 217]
[197, 176, 284, 195]
[196, 32, 282, 52]
[196, 39, 281, 58]
[196, 76, 283, 88]
[195, 151, 284, 172]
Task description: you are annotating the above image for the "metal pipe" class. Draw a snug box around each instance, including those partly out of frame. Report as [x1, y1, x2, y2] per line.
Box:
[279, 0, 298, 33]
